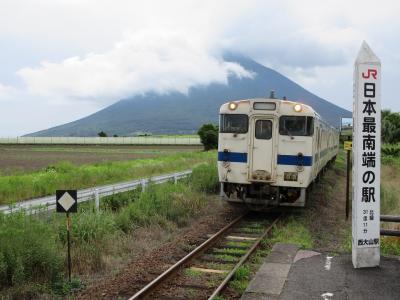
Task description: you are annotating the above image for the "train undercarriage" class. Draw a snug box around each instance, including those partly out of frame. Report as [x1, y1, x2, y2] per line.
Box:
[220, 182, 306, 208]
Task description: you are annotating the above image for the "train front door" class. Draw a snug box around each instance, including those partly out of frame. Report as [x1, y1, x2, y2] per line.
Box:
[250, 118, 274, 181]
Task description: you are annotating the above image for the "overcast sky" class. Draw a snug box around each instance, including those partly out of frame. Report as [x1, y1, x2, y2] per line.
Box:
[0, 0, 399, 136]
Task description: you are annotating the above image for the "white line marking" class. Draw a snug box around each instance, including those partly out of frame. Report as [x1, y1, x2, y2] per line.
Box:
[321, 292, 333, 299]
[324, 256, 333, 271]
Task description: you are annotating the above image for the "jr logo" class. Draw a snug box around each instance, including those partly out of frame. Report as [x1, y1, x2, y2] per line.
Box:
[362, 69, 377, 79]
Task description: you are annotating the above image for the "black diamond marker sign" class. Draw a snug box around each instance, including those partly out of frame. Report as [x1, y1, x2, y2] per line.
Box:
[56, 190, 77, 213]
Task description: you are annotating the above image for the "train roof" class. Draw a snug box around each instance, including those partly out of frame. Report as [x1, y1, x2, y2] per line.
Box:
[219, 98, 337, 131]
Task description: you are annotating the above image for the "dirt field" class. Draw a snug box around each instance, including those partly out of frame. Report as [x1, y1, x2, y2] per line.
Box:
[0, 144, 202, 175]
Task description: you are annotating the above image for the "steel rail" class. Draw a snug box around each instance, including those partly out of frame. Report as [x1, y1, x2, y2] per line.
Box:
[208, 214, 281, 300]
[128, 213, 247, 300]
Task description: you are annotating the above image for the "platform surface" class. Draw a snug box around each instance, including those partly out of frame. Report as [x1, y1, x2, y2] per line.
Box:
[242, 243, 400, 300]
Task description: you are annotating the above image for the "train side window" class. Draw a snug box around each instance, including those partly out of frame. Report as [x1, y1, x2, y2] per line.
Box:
[307, 117, 314, 135]
[220, 114, 249, 133]
[255, 120, 272, 139]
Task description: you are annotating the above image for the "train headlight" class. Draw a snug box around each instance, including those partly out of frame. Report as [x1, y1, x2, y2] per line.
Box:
[293, 104, 302, 112]
[228, 102, 238, 110]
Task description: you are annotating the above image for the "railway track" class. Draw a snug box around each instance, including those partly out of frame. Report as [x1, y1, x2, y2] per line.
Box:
[128, 212, 281, 300]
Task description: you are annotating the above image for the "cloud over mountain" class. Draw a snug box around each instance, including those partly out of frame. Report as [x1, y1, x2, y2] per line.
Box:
[18, 31, 253, 105]
[27, 54, 351, 137]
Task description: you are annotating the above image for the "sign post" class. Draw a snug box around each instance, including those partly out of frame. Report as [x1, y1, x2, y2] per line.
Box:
[56, 190, 78, 281]
[352, 42, 381, 268]
[344, 140, 352, 220]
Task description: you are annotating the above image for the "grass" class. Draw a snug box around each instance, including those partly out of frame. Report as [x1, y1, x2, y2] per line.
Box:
[382, 143, 400, 157]
[214, 254, 239, 263]
[381, 236, 400, 256]
[225, 241, 252, 248]
[203, 262, 234, 271]
[0, 151, 216, 205]
[212, 248, 247, 256]
[184, 268, 203, 278]
[339, 150, 400, 256]
[237, 227, 264, 234]
[0, 160, 218, 299]
[380, 154, 400, 256]
[0, 213, 62, 287]
[4, 146, 185, 154]
[229, 265, 251, 294]
[269, 216, 313, 249]
[214, 296, 229, 300]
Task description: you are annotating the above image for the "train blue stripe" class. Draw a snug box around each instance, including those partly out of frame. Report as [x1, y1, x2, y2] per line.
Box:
[277, 155, 313, 166]
[218, 152, 313, 166]
[218, 152, 247, 163]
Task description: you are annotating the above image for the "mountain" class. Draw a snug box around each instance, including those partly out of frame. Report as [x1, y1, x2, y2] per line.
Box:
[27, 54, 351, 136]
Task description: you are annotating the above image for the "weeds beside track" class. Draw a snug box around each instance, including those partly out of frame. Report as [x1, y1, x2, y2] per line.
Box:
[0, 161, 219, 299]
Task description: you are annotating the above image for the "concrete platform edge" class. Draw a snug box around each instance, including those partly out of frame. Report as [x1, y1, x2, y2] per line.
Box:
[240, 243, 300, 300]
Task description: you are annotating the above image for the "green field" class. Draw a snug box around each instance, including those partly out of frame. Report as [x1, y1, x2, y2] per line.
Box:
[0, 149, 215, 205]
[0, 144, 202, 175]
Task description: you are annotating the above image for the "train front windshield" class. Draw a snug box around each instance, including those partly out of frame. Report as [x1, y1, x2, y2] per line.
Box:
[220, 114, 248, 133]
[279, 116, 314, 136]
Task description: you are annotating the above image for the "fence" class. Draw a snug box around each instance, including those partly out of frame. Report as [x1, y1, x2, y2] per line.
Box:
[0, 170, 192, 215]
[0, 136, 201, 145]
[380, 215, 400, 237]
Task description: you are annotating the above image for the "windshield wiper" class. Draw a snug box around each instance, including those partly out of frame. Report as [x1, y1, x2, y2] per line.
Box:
[285, 127, 294, 138]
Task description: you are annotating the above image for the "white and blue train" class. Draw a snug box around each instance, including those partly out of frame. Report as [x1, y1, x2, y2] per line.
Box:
[218, 96, 339, 207]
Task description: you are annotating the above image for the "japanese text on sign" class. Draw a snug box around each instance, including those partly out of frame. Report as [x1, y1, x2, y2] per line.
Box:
[353, 64, 381, 248]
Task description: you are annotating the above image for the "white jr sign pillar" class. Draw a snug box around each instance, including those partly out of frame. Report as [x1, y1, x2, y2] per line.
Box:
[352, 41, 381, 268]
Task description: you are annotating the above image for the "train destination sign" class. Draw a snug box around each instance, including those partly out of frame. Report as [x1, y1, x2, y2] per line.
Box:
[352, 41, 381, 268]
[56, 190, 77, 213]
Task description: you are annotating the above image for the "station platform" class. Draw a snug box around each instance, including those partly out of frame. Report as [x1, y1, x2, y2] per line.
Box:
[241, 243, 400, 300]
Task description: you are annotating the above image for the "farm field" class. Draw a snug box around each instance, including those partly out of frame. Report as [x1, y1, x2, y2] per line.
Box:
[0, 144, 211, 205]
[0, 144, 202, 175]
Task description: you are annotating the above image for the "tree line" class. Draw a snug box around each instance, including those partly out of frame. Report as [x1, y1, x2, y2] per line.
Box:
[382, 109, 400, 144]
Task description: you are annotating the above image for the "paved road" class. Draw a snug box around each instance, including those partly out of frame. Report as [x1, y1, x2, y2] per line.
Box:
[281, 253, 400, 300]
[242, 243, 400, 300]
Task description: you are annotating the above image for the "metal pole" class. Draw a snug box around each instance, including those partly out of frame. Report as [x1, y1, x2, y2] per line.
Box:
[66, 213, 72, 282]
[381, 215, 400, 222]
[380, 229, 400, 237]
[95, 189, 99, 212]
[346, 147, 351, 220]
[141, 179, 146, 192]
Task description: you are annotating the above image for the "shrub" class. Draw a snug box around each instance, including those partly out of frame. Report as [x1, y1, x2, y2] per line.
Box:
[115, 182, 208, 231]
[189, 163, 219, 193]
[0, 213, 62, 288]
[382, 110, 400, 144]
[233, 265, 250, 281]
[71, 211, 117, 244]
[101, 189, 141, 211]
[198, 124, 218, 150]
[382, 144, 400, 157]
